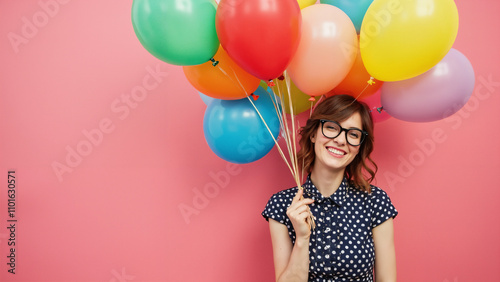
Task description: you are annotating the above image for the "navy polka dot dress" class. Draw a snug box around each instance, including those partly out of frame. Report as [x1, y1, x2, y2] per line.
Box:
[262, 175, 398, 281]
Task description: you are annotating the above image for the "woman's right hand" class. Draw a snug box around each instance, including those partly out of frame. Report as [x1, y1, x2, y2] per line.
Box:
[286, 188, 315, 240]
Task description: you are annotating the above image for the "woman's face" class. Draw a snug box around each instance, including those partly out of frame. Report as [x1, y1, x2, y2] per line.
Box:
[311, 112, 363, 174]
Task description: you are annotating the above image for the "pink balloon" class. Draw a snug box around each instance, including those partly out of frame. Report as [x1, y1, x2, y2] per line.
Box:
[360, 90, 391, 123]
[287, 4, 358, 97]
[381, 49, 475, 122]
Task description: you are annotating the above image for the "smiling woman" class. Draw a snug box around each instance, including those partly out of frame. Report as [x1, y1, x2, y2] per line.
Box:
[0, 0, 499, 281]
[299, 95, 377, 192]
[262, 95, 397, 281]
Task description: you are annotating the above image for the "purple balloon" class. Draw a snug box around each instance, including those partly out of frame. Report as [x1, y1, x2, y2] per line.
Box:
[381, 49, 475, 122]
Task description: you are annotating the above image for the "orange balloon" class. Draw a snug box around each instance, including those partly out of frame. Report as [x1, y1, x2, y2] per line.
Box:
[183, 46, 260, 100]
[328, 38, 383, 100]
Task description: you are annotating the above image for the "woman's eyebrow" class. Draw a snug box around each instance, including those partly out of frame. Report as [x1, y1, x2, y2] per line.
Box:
[342, 125, 362, 130]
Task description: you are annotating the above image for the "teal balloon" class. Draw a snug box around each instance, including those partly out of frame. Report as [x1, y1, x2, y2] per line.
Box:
[203, 87, 280, 164]
[132, 0, 219, 66]
[320, 0, 373, 33]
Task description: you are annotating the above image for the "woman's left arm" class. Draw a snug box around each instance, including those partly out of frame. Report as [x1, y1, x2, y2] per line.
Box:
[373, 218, 396, 282]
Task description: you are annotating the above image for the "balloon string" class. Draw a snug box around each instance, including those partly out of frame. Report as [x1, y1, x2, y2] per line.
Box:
[274, 77, 298, 181]
[268, 81, 299, 182]
[284, 72, 300, 184]
[311, 94, 325, 114]
[350, 77, 374, 104]
[216, 64, 315, 230]
[216, 64, 296, 178]
[264, 83, 292, 179]
[268, 91, 287, 149]
[353, 84, 369, 102]
[273, 75, 301, 184]
[277, 72, 316, 229]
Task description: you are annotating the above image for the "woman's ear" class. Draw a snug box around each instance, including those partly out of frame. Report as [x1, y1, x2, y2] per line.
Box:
[310, 133, 316, 143]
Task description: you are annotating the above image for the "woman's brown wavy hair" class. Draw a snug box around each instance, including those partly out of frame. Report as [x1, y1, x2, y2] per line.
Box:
[297, 94, 377, 192]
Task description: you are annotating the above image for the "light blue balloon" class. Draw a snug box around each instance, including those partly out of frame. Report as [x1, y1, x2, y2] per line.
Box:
[198, 92, 215, 106]
[320, 0, 374, 33]
[203, 86, 280, 164]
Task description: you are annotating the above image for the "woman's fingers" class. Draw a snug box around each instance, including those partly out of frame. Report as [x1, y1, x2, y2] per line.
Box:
[294, 204, 310, 215]
[288, 198, 314, 213]
[291, 188, 303, 203]
[287, 189, 314, 219]
[286, 189, 315, 238]
[289, 189, 314, 207]
[302, 198, 315, 205]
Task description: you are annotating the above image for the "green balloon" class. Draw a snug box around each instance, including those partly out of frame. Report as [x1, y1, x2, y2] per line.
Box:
[132, 0, 219, 66]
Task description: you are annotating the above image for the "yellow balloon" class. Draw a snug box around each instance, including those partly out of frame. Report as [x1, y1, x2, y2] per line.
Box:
[360, 0, 459, 81]
[297, 0, 316, 9]
[274, 78, 317, 115]
[259, 80, 269, 91]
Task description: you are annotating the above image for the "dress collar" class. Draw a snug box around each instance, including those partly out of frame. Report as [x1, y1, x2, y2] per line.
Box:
[302, 174, 349, 207]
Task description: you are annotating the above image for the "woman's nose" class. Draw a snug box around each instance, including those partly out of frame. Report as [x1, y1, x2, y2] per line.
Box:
[333, 131, 347, 145]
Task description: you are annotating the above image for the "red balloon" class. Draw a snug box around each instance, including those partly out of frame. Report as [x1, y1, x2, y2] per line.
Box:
[216, 0, 301, 81]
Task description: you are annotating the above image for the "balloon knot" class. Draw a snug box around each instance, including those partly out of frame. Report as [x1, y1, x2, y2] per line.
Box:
[267, 80, 275, 87]
[308, 96, 316, 102]
[367, 77, 375, 85]
[250, 93, 259, 101]
[210, 58, 219, 67]
[376, 106, 383, 113]
[277, 75, 285, 81]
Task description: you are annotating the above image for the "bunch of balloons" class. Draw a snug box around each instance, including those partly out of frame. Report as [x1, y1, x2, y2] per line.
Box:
[132, 0, 474, 164]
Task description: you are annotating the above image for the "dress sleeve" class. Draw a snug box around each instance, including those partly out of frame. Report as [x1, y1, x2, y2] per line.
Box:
[370, 186, 398, 228]
[262, 190, 291, 224]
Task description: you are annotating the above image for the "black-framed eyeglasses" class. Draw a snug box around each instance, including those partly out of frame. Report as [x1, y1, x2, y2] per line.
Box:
[320, 119, 368, 146]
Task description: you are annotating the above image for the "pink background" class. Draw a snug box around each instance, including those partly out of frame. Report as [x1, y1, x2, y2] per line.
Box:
[1, 1, 499, 281]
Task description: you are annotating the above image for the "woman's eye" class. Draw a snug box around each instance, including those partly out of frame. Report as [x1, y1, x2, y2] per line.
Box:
[327, 126, 339, 132]
[349, 131, 360, 139]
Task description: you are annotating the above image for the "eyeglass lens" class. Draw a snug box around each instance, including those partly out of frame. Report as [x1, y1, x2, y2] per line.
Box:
[322, 121, 364, 146]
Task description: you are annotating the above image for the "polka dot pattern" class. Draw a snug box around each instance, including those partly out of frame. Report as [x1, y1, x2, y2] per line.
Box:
[262, 175, 398, 281]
